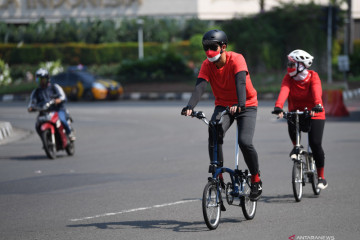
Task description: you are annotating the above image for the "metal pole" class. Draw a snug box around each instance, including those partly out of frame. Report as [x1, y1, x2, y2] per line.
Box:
[327, 3, 333, 84]
[137, 19, 144, 60]
[344, 12, 349, 90]
[343, 0, 352, 90]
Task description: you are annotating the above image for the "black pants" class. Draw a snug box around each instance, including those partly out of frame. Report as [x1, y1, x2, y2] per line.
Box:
[288, 119, 325, 168]
[208, 106, 259, 175]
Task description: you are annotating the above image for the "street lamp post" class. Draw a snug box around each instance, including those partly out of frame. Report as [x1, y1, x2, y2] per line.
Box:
[137, 19, 144, 60]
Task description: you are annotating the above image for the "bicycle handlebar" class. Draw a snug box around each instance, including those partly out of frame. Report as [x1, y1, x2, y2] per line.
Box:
[182, 108, 230, 125]
[282, 110, 311, 120]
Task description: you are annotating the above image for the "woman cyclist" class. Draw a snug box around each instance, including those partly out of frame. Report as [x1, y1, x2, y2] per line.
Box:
[273, 49, 328, 190]
[181, 29, 262, 201]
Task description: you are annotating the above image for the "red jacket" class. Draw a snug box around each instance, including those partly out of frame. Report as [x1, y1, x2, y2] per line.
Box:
[275, 70, 325, 120]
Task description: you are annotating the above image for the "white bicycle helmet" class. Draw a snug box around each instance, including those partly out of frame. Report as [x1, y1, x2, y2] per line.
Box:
[288, 49, 314, 68]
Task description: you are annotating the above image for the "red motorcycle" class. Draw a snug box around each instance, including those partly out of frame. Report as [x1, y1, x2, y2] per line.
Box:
[30, 100, 75, 159]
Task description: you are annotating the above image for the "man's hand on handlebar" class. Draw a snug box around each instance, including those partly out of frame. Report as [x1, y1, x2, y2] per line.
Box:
[181, 105, 193, 117]
[230, 104, 245, 115]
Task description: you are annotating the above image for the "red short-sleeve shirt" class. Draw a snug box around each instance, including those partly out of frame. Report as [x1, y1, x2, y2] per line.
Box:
[198, 51, 258, 107]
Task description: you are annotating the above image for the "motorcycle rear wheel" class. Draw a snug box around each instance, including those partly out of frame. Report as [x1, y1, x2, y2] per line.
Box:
[42, 129, 56, 159]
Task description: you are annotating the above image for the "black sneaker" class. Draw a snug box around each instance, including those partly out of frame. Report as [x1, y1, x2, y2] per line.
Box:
[317, 178, 328, 190]
[249, 181, 262, 201]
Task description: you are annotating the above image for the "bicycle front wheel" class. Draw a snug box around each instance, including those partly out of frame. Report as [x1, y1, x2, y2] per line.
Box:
[202, 182, 221, 230]
[292, 161, 303, 202]
[240, 180, 257, 220]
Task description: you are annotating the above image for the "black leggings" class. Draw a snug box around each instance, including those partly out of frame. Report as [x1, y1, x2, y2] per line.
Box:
[288, 119, 325, 168]
[208, 106, 259, 175]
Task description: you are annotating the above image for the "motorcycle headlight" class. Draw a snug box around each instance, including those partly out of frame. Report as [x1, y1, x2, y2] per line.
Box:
[38, 113, 53, 122]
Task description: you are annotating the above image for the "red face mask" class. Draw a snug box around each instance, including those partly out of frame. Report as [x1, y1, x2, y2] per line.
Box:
[205, 50, 221, 62]
[287, 67, 297, 77]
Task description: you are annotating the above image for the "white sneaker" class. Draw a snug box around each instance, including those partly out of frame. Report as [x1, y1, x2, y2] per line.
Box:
[317, 178, 328, 190]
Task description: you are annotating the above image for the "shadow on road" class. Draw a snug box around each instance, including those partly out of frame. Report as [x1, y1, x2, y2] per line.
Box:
[259, 194, 319, 204]
[67, 219, 208, 232]
[67, 217, 246, 232]
[0, 154, 70, 161]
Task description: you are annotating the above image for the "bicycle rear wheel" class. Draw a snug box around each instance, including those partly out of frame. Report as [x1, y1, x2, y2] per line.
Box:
[202, 181, 221, 230]
[240, 180, 257, 220]
[292, 160, 303, 202]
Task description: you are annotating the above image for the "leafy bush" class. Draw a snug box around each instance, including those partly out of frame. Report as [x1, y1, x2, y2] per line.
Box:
[117, 52, 194, 84]
[222, 3, 335, 75]
[350, 40, 360, 77]
[0, 59, 11, 86]
[39, 60, 64, 75]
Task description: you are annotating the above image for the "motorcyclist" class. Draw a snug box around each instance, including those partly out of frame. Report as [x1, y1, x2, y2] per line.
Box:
[28, 68, 75, 141]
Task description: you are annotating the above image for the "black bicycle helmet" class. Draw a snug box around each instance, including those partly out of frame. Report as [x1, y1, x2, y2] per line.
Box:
[202, 30, 228, 47]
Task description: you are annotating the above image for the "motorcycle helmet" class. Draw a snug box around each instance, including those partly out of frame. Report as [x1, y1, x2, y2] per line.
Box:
[35, 68, 49, 88]
[288, 49, 314, 68]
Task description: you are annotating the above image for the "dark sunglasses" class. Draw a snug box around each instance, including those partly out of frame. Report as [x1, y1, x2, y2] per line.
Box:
[36, 77, 48, 82]
[202, 41, 220, 51]
[287, 61, 296, 68]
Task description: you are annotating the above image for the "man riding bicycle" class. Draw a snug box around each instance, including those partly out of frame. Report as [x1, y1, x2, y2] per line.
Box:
[182, 29, 262, 201]
[272, 49, 327, 190]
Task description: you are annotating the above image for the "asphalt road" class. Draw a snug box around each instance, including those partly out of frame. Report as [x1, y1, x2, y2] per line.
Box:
[0, 100, 359, 240]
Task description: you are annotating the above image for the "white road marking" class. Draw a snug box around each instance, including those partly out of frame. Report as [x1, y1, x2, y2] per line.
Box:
[69, 199, 199, 222]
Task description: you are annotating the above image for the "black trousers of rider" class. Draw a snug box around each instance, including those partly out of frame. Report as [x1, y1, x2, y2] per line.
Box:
[208, 106, 259, 176]
[288, 119, 325, 168]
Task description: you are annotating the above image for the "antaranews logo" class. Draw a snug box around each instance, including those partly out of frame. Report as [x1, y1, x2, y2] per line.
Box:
[289, 235, 335, 240]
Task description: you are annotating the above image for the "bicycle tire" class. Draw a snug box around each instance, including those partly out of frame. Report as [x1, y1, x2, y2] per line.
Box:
[42, 129, 56, 159]
[292, 160, 303, 202]
[202, 181, 221, 230]
[309, 156, 321, 195]
[240, 180, 257, 220]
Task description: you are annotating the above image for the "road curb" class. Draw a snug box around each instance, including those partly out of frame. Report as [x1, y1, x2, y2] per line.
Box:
[343, 88, 360, 101]
[0, 121, 13, 143]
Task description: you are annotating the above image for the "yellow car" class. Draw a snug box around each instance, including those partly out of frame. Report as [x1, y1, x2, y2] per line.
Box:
[51, 69, 124, 101]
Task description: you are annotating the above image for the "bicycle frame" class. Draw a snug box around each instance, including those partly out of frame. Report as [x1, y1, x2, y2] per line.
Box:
[284, 110, 315, 175]
[281, 109, 320, 201]
[192, 109, 251, 197]
[185, 108, 257, 229]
